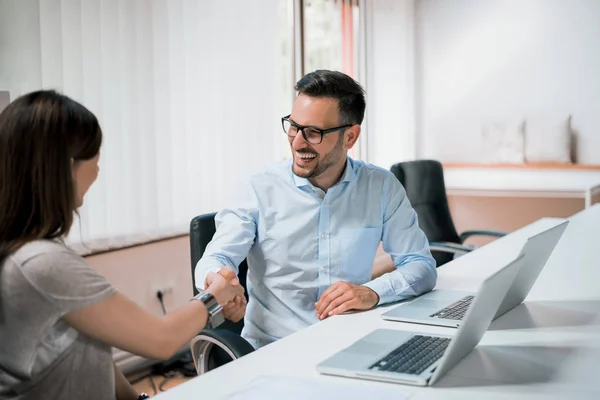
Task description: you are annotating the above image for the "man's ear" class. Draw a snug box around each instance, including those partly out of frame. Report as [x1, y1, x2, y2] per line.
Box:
[344, 125, 361, 149]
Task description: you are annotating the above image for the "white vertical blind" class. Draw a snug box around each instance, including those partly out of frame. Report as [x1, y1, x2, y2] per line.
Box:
[363, 0, 417, 168]
[1, 0, 292, 251]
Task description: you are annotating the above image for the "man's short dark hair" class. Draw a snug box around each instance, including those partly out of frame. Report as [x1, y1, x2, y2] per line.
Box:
[294, 70, 366, 125]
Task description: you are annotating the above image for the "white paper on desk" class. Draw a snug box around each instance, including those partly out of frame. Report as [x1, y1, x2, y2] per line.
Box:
[224, 375, 410, 400]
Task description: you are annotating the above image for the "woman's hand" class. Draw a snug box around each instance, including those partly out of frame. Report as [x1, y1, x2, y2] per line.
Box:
[205, 268, 245, 305]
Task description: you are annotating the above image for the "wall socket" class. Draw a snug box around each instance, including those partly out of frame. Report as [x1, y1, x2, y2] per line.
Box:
[152, 282, 175, 297]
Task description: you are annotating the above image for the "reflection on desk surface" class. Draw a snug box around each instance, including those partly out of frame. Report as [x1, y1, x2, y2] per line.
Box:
[225, 375, 409, 400]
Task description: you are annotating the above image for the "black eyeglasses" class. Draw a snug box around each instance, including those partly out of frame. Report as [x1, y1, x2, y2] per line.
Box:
[281, 115, 353, 144]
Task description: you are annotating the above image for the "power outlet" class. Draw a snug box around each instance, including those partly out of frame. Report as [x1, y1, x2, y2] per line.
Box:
[151, 282, 175, 298]
[152, 281, 176, 315]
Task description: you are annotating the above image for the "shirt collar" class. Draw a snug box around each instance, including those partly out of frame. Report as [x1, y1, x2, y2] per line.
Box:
[340, 157, 357, 183]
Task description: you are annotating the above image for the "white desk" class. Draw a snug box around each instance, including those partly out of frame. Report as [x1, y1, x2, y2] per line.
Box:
[443, 167, 600, 208]
[156, 205, 600, 399]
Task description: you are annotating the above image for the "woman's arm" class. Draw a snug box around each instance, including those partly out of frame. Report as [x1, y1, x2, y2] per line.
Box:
[64, 269, 243, 360]
[114, 362, 139, 400]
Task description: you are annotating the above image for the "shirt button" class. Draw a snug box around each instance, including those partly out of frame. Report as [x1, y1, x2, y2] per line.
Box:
[321, 233, 327, 239]
[321, 267, 327, 273]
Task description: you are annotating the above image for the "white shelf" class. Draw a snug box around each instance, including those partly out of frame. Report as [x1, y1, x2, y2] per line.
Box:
[443, 167, 600, 207]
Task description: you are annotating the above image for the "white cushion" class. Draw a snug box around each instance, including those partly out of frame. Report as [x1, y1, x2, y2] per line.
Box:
[480, 120, 524, 164]
[524, 115, 572, 164]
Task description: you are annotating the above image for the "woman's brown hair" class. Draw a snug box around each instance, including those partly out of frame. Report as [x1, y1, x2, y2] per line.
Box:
[0, 90, 102, 264]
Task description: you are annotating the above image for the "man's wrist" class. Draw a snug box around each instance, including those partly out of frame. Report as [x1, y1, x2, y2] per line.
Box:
[372, 291, 380, 306]
[367, 287, 380, 307]
[362, 279, 388, 306]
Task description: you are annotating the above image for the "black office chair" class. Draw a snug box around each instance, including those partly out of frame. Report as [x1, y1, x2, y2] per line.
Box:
[390, 160, 506, 267]
[189, 212, 255, 375]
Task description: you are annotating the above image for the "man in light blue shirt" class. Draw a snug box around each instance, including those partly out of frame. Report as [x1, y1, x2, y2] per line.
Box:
[196, 70, 437, 349]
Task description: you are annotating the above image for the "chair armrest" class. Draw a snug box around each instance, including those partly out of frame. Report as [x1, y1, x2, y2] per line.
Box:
[429, 241, 474, 255]
[459, 230, 506, 243]
[190, 328, 255, 375]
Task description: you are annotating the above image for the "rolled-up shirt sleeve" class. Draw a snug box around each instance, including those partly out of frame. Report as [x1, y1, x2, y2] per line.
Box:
[194, 180, 259, 290]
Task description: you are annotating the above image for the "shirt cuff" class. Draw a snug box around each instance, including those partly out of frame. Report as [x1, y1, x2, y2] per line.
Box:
[195, 259, 223, 291]
[362, 278, 395, 306]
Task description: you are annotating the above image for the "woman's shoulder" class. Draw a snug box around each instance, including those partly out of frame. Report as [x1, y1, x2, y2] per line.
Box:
[8, 239, 110, 303]
[10, 239, 83, 267]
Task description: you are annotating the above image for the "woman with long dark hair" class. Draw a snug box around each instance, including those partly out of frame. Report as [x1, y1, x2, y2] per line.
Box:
[0, 90, 243, 399]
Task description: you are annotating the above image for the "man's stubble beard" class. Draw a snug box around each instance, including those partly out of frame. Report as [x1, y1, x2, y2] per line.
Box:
[293, 134, 345, 179]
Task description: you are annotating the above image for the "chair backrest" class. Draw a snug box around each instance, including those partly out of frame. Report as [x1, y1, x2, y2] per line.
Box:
[390, 160, 461, 267]
[190, 212, 249, 334]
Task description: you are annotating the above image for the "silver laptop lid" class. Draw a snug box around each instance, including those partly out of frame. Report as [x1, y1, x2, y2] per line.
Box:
[429, 254, 525, 385]
[494, 220, 568, 319]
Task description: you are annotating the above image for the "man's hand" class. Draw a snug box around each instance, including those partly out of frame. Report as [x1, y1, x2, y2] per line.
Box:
[222, 295, 247, 322]
[314, 281, 379, 320]
[205, 267, 245, 306]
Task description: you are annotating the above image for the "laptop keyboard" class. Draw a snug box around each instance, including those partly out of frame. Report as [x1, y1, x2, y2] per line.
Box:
[369, 335, 450, 375]
[430, 295, 474, 320]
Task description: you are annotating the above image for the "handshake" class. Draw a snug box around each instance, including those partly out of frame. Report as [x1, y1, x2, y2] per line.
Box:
[204, 267, 247, 322]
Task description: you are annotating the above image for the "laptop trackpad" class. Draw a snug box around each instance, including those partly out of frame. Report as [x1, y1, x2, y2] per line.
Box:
[351, 329, 412, 354]
[408, 298, 455, 310]
[346, 340, 388, 355]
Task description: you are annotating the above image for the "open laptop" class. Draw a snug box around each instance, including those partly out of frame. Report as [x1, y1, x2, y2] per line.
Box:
[316, 253, 524, 386]
[380, 220, 569, 328]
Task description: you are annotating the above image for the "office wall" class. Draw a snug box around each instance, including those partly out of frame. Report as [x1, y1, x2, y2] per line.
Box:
[449, 196, 584, 247]
[85, 237, 193, 316]
[0, 91, 9, 113]
[415, 0, 600, 163]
